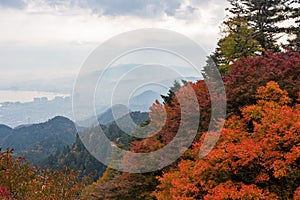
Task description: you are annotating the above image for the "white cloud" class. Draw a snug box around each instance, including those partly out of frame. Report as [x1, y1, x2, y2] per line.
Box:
[0, 1, 226, 90]
[0, 5, 225, 46]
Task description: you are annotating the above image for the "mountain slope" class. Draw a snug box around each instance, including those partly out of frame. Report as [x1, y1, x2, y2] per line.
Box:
[0, 125, 13, 140]
[45, 133, 107, 181]
[129, 90, 162, 111]
[98, 104, 129, 125]
[0, 116, 77, 165]
[44, 111, 149, 180]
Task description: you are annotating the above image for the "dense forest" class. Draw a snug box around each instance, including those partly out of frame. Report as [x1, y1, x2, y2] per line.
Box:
[43, 111, 149, 181]
[1, 0, 299, 199]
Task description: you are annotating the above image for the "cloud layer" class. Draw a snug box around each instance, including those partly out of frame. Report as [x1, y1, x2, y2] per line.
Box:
[0, 0, 225, 19]
[0, 0, 26, 9]
[0, 0, 227, 90]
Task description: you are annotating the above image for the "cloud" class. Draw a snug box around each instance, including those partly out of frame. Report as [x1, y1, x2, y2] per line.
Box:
[83, 0, 180, 17]
[0, 0, 26, 9]
[34, 0, 183, 18]
[85, 0, 228, 18]
[81, 0, 226, 19]
[0, 0, 227, 89]
[0, 0, 224, 20]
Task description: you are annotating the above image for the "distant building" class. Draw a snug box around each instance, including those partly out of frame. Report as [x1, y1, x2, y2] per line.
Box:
[33, 97, 48, 103]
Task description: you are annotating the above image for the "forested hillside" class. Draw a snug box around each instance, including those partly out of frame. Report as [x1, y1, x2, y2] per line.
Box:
[80, 0, 300, 199]
[82, 51, 300, 199]
[0, 0, 299, 199]
[43, 111, 149, 181]
[0, 116, 77, 165]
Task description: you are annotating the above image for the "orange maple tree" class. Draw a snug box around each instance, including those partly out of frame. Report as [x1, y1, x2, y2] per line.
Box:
[154, 81, 300, 200]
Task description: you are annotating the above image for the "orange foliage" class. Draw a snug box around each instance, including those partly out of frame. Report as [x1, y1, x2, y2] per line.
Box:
[130, 80, 211, 154]
[154, 81, 300, 200]
[0, 149, 89, 199]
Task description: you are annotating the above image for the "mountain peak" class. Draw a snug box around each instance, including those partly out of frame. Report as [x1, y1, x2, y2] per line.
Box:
[50, 116, 73, 123]
[0, 124, 12, 130]
[129, 90, 162, 111]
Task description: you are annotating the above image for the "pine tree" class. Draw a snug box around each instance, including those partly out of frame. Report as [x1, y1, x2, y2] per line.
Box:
[214, 17, 262, 74]
[287, 0, 300, 52]
[227, 0, 292, 51]
[161, 80, 182, 106]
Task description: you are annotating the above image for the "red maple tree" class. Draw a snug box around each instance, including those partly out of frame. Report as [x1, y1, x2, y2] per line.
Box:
[225, 51, 300, 114]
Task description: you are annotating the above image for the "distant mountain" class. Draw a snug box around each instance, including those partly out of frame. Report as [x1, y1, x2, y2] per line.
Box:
[0, 125, 13, 140]
[91, 106, 150, 146]
[129, 90, 163, 111]
[44, 111, 149, 181]
[0, 63, 202, 128]
[97, 104, 129, 125]
[107, 111, 149, 147]
[177, 76, 202, 83]
[0, 116, 77, 165]
[78, 101, 151, 128]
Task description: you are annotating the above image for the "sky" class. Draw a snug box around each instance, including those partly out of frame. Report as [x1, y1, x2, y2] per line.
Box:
[0, 0, 228, 93]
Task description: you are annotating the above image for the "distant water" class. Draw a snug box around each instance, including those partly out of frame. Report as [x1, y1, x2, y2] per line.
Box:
[0, 90, 69, 103]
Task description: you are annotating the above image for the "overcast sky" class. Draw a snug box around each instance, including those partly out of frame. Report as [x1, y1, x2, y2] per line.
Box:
[0, 0, 228, 89]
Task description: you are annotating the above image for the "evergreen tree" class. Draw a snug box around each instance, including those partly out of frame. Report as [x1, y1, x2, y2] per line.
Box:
[287, 0, 300, 52]
[213, 17, 262, 74]
[227, 0, 292, 51]
[161, 80, 182, 106]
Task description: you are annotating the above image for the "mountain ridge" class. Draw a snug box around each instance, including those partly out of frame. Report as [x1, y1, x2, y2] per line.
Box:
[0, 116, 77, 165]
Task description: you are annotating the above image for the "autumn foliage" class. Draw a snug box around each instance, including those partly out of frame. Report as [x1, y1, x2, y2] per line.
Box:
[84, 51, 300, 199]
[225, 51, 300, 114]
[153, 81, 300, 199]
[0, 186, 10, 199]
[0, 148, 89, 200]
[133, 80, 212, 152]
[81, 80, 212, 199]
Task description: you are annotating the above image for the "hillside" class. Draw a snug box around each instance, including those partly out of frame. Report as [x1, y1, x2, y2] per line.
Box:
[44, 111, 149, 181]
[0, 116, 77, 165]
[45, 133, 107, 181]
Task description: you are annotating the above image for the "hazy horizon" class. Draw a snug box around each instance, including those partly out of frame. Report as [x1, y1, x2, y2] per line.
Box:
[0, 0, 227, 90]
[0, 0, 226, 127]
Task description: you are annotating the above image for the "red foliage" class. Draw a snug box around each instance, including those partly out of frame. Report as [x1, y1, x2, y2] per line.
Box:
[114, 81, 212, 198]
[130, 80, 211, 154]
[225, 51, 300, 114]
[0, 186, 10, 198]
[106, 51, 300, 199]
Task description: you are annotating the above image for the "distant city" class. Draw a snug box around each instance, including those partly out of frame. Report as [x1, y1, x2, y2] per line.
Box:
[0, 89, 162, 128]
[0, 96, 73, 128]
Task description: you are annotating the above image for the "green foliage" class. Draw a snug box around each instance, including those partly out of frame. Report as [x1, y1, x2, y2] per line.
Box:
[106, 111, 150, 148]
[161, 80, 182, 106]
[44, 112, 149, 182]
[216, 18, 262, 74]
[286, 1, 300, 52]
[44, 134, 107, 182]
[209, 0, 299, 75]
[227, 0, 293, 51]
